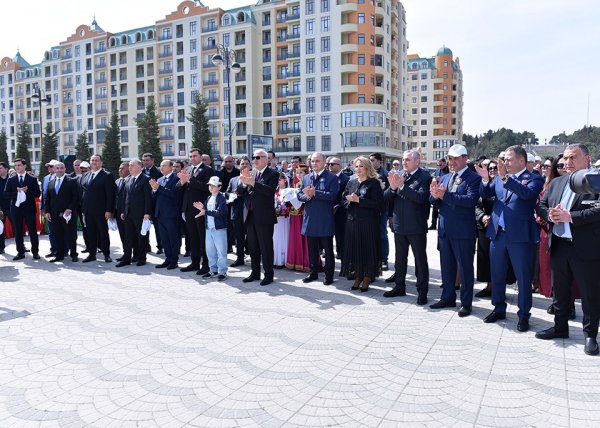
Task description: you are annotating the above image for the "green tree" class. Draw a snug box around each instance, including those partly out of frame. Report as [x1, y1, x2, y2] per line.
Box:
[39, 122, 60, 181]
[187, 93, 212, 157]
[0, 128, 8, 164]
[549, 125, 600, 162]
[74, 129, 90, 161]
[102, 110, 121, 176]
[15, 123, 32, 170]
[136, 99, 162, 163]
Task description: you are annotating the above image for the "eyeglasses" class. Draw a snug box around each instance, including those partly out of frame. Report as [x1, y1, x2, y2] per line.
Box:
[327, 163, 340, 166]
[557, 164, 565, 169]
[252, 156, 266, 160]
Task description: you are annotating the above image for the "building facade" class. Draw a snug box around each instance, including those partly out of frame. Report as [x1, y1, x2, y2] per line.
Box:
[0, 0, 410, 172]
[406, 46, 463, 165]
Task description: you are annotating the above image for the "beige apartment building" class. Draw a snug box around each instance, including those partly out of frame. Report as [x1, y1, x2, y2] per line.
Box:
[0, 0, 411, 172]
[406, 46, 463, 166]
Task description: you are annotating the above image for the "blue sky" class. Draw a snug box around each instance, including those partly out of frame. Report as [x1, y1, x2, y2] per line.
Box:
[1, 0, 597, 143]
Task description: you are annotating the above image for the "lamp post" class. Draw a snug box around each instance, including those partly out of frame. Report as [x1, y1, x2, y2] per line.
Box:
[212, 44, 241, 156]
[31, 83, 51, 150]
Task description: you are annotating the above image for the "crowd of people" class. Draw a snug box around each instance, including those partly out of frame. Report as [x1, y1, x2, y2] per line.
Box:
[1, 143, 599, 356]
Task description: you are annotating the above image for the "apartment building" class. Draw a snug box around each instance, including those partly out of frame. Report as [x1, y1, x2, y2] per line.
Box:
[0, 0, 409, 172]
[406, 46, 463, 165]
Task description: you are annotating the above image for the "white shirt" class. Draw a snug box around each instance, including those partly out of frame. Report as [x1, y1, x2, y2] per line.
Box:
[206, 194, 217, 229]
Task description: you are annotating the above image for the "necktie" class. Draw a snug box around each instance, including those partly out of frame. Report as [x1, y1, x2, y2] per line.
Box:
[256, 172, 262, 183]
[447, 173, 456, 192]
[19, 175, 24, 186]
[55, 178, 61, 194]
[88, 172, 96, 185]
[404, 173, 411, 181]
[554, 184, 575, 238]
[192, 166, 198, 177]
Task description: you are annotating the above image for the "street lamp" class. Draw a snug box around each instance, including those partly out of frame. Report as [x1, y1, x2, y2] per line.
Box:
[31, 83, 51, 150]
[212, 44, 241, 156]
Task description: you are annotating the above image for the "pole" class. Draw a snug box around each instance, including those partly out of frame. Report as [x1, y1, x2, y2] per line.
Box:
[226, 53, 233, 156]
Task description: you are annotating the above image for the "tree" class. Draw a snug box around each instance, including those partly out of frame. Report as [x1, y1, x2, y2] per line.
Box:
[136, 99, 162, 163]
[187, 93, 212, 157]
[15, 123, 32, 170]
[0, 128, 8, 164]
[102, 109, 122, 176]
[39, 122, 60, 181]
[74, 130, 90, 161]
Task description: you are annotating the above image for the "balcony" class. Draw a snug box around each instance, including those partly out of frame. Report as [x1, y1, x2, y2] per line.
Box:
[286, 12, 300, 21]
[235, 38, 245, 46]
[286, 32, 300, 40]
[203, 43, 217, 50]
[203, 62, 217, 68]
[277, 70, 301, 79]
[95, 78, 106, 84]
[63, 127, 74, 132]
[159, 68, 173, 75]
[275, 142, 302, 152]
[159, 85, 173, 91]
[96, 93, 107, 99]
[159, 51, 173, 58]
[97, 124, 107, 130]
[136, 72, 144, 78]
[159, 134, 175, 141]
[158, 34, 172, 41]
[159, 101, 174, 107]
[262, 74, 272, 80]
[63, 83, 74, 89]
[207, 113, 219, 120]
[205, 95, 218, 102]
[235, 111, 246, 118]
[63, 112, 74, 118]
[62, 53, 72, 60]
[137, 104, 146, 110]
[61, 68, 73, 75]
[95, 47, 106, 54]
[202, 25, 218, 32]
[160, 118, 174, 124]
[235, 74, 246, 82]
[96, 108, 108, 114]
[235, 94, 246, 100]
[162, 151, 175, 157]
[209, 131, 220, 138]
[277, 89, 301, 97]
[136, 55, 144, 62]
[63, 98, 73, 104]
[203, 78, 219, 86]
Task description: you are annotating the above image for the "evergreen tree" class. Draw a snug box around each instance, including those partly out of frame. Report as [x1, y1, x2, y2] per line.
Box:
[74, 129, 90, 161]
[102, 110, 122, 176]
[39, 122, 60, 181]
[15, 123, 32, 170]
[136, 100, 162, 163]
[187, 93, 212, 157]
[0, 128, 8, 164]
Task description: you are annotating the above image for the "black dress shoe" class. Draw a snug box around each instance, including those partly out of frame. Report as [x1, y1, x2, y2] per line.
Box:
[547, 304, 555, 315]
[569, 306, 576, 320]
[475, 288, 492, 298]
[180, 264, 199, 272]
[136, 260, 146, 267]
[0, 249, 4, 254]
[584, 337, 599, 356]
[104, 256, 112, 263]
[417, 295, 428, 306]
[167, 264, 178, 270]
[183, 251, 191, 257]
[323, 278, 334, 285]
[428, 224, 436, 230]
[483, 311, 506, 323]
[82, 256, 97, 263]
[384, 273, 396, 283]
[49, 257, 64, 263]
[381, 261, 389, 271]
[71, 256, 79, 262]
[82, 249, 89, 253]
[517, 318, 529, 332]
[383, 287, 406, 298]
[156, 249, 164, 255]
[45, 252, 56, 258]
[196, 267, 210, 275]
[231, 259, 245, 267]
[32, 253, 41, 260]
[116, 257, 124, 262]
[115, 261, 131, 268]
[243, 274, 260, 283]
[458, 306, 472, 317]
[303, 274, 318, 283]
[535, 327, 569, 340]
[13, 254, 25, 261]
[429, 300, 456, 309]
[260, 277, 273, 286]
[156, 261, 169, 269]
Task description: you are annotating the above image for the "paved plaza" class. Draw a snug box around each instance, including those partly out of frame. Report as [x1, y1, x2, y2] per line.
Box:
[0, 229, 598, 427]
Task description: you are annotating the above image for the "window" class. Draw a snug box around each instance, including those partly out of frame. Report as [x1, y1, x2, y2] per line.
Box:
[421, 130, 427, 136]
[411, 85, 417, 92]
[321, 36, 330, 52]
[321, 135, 331, 151]
[444, 60, 448, 67]
[306, 78, 315, 93]
[321, 76, 330, 92]
[421, 107, 427, 114]
[190, 21, 197, 35]
[191, 74, 198, 87]
[321, 116, 330, 131]
[358, 74, 365, 85]
[411, 74, 417, 80]
[306, 97, 315, 113]
[420, 96, 427, 102]
[412, 96, 417, 103]
[321, 56, 330, 72]
[411, 108, 417, 114]
[306, 58, 315, 74]
[358, 94, 365, 104]
[358, 54, 365, 65]
[321, 0, 330, 13]
[306, 116, 315, 132]
[321, 96, 330, 112]
[321, 16, 330, 32]
[421, 119, 427, 125]
[306, 39, 315, 54]
[421, 85, 427, 91]
[306, 0, 314, 14]
[358, 34, 365, 45]
[306, 19, 315, 35]
[190, 56, 197, 70]
[358, 13, 365, 24]
[307, 136, 316, 151]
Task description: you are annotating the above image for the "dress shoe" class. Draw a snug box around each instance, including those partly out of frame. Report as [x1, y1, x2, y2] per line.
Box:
[49, 257, 64, 263]
[156, 261, 169, 269]
[429, 300, 456, 309]
[166, 264, 178, 270]
[45, 252, 56, 258]
[136, 260, 146, 267]
[570, 306, 576, 320]
[71, 256, 79, 262]
[475, 288, 492, 298]
[231, 259, 245, 267]
[303, 274, 318, 283]
[483, 311, 506, 323]
[32, 253, 41, 260]
[584, 337, 599, 356]
[218, 274, 227, 282]
[180, 264, 199, 272]
[381, 262, 389, 271]
[243, 274, 260, 283]
[115, 257, 123, 262]
[417, 295, 428, 306]
[517, 318, 529, 332]
[351, 277, 362, 290]
[183, 251, 191, 257]
[81, 249, 89, 253]
[104, 256, 112, 263]
[115, 261, 131, 268]
[428, 224, 436, 230]
[260, 277, 273, 286]
[13, 254, 25, 261]
[0, 248, 5, 254]
[360, 277, 371, 292]
[132, 258, 138, 263]
[384, 273, 396, 283]
[547, 304, 555, 315]
[458, 306, 472, 317]
[383, 287, 406, 298]
[196, 267, 210, 275]
[535, 327, 569, 340]
[82, 256, 97, 263]
[323, 278, 334, 286]
[156, 249, 164, 255]
[346, 273, 356, 281]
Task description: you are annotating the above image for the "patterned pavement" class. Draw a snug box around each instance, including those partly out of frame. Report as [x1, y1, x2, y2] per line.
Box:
[0, 230, 598, 427]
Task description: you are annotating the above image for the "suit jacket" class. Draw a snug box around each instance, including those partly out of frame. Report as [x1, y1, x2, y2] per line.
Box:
[45, 176, 79, 218]
[5, 173, 41, 214]
[124, 174, 152, 219]
[334, 172, 350, 207]
[342, 177, 384, 221]
[203, 192, 228, 229]
[153, 173, 180, 219]
[385, 167, 432, 235]
[40, 173, 54, 211]
[298, 169, 339, 236]
[143, 166, 162, 180]
[537, 174, 600, 261]
[81, 169, 115, 215]
[114, 176, 129, 216]
[480, 170, 544, 243]
[240, 167, 278, 224]
[181, 163, 212, 214]
[430, 167, 481, 240]
[226, 176, 246, 221]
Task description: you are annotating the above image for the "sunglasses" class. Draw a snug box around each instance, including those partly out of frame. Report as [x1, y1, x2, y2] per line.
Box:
[542, 164, 551, 168]
[557, 164, 565, 169]
[488, 166, 498, 171]
[327, 163, 340, 166]
[252, 156, 266, 160]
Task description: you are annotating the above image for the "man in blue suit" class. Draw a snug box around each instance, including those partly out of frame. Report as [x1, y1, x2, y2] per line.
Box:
[477, 145, 544, 332]
[298, 152, 339, 285]
[150, 160, 181, 270]
[327, 157, 350, 259]
[429, 144, 482, 317]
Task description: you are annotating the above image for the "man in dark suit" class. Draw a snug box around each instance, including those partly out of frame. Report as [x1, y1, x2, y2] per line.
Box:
[142, 153, 163, 254]
[220, 154, 240, 253]
[4, 158, 41, 260]
[239, 149, 278, 285]
[177, 148, 213, 275]
[383, 150, 432, 304]
[477, 145, 544, 331]
[0, 162, 10, 254]
[298, 152, 339, 285]
[150, 160, 180, 269]
[81, 154, 115, 263]
[114, 162, 130, 254]
[327, 157, 350, 260]
[430, 158, 450, 230]
[44, 162, 79, 262]
[429, 144, 482, 316]
[536, 144, 600, 356]
[116, 159, 152, 267]
[226, 156, 250, 267]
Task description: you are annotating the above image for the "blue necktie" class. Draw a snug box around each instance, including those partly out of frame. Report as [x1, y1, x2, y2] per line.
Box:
[55, 178, 61, 194]
[554, 184, 575, 238]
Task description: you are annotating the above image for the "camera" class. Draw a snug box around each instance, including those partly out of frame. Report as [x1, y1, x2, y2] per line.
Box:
[569, 168, 600, 194]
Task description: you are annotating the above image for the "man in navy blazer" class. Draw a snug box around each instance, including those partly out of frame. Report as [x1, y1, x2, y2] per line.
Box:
[298, 152, 339, 285]
[429, 144, 482, 317]
[327, 157, 350, 260]
[4, 158, 41, 260]
[477, 145, 544, 332]
[383, 150, 432, 304]
[150, 160, 181, 270]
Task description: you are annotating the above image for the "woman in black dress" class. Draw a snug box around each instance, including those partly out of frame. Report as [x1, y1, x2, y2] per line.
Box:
[340, 156, 384, 292]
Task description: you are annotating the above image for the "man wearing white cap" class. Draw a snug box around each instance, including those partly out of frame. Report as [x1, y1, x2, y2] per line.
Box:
[594, 160, 600, 169]
[429, 144, 482, 317]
